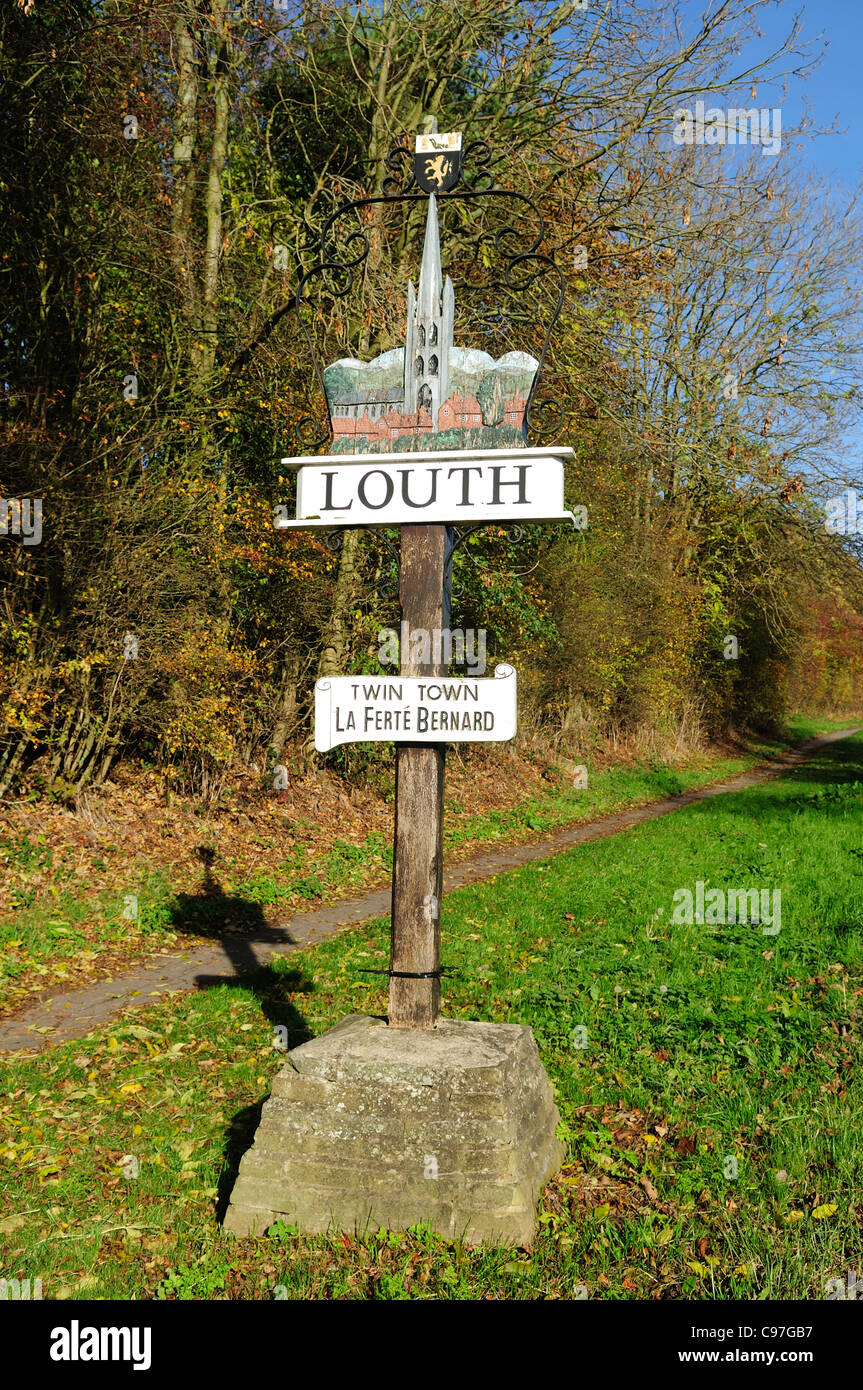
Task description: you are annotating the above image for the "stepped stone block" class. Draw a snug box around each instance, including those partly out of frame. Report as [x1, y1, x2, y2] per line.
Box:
[223, 1013, 565, 1246]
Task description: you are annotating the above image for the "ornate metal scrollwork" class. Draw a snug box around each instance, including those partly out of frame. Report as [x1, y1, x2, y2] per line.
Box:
[290, 135, 566, 455]
[381, 141, 416, 197]
[459, 139, 495, 192]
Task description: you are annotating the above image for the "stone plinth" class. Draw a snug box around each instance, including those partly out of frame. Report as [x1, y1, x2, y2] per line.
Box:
[223, 1014, 565, 1246]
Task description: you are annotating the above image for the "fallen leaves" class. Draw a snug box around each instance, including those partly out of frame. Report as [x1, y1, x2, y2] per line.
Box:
[0, 1212, 29, 1234]
[811, 1203, 838, 1220]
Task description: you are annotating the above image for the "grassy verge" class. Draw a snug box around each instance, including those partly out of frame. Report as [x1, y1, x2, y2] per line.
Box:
[0, 717, 843, 1014]
[0, 728, 860, 1299]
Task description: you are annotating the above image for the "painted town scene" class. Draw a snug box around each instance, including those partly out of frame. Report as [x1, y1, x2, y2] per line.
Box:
[323, 195, 538, 453]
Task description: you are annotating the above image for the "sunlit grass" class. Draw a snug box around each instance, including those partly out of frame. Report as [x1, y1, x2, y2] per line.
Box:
[0, 730, 860, 1299]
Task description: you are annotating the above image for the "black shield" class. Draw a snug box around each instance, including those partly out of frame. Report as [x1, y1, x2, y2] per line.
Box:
[413, 144, 462, 194]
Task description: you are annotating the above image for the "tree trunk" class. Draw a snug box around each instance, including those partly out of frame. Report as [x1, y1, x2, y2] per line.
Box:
[195, 0, 230, 392]
[171, 0, 201, 325]
[268, 652, 301, 766]
[318, 529, 362, 678]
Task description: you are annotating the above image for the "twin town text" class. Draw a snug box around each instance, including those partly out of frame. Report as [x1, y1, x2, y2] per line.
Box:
[314, 666, 517, 752]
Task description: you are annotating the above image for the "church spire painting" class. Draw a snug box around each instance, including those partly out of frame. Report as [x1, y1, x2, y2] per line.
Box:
[323, 193, 538, 454]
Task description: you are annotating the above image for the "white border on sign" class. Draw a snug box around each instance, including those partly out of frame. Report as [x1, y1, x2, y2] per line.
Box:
[415, 132, 463, 153]
[280, 445, 576, 471]
[314, 663, 517, 752]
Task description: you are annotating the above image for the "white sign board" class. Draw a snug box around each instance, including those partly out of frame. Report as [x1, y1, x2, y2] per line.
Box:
[415, 131, 462, 154]
[314, 664, 517, 752]
[276, 446, 579, 529]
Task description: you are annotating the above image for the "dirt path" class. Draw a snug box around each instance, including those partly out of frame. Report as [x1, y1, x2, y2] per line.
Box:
[1, 727, 858, 1053]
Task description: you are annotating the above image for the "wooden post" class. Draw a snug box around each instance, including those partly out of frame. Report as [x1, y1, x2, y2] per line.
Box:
[389, 522, 452, 1029]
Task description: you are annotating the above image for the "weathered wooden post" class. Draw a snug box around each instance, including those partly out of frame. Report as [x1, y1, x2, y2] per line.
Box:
[388, 520, 451, 1028]
[225, 129, 583, 1245]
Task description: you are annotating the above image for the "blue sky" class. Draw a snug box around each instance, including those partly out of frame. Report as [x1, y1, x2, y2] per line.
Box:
[733, 0, 863, 483]
[750, 0, 863, 192]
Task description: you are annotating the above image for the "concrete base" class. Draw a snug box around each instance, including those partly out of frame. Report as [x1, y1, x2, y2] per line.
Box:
[223, 1014, 565, 1246]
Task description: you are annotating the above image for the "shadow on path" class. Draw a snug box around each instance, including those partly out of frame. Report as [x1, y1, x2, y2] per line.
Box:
[167, 852, 320, 1223]
[171, 844, 315, 1027]
[2, 727, 859, 1053]
[167, 848, 295, 963]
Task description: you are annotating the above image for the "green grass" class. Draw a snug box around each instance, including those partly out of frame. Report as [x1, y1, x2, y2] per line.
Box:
[0, 728, 861, 1300]
[446, 757, 739, 846]
[0, 719, 841, 1011]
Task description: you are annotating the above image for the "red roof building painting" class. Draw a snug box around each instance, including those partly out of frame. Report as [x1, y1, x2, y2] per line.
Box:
[323, 194, 538, 453]
[332, 391, 528, 447]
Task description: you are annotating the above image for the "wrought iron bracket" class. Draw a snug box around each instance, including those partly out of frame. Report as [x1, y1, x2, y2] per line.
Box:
[290, 136, 566, 454]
